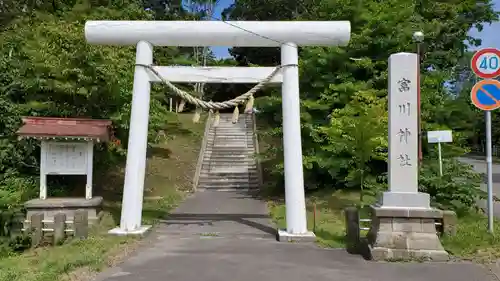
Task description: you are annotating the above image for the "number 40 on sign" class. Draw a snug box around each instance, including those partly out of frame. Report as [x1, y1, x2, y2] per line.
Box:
[471, 48, 500, 79]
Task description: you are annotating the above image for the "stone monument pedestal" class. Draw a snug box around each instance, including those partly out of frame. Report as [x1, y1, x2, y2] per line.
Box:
[24, 197, 103, 226]
[367, 204, 449, 261]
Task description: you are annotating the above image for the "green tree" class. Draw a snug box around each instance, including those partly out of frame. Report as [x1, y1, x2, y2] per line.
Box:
[312, 90, 387, 204]
[224, 0, 498, 209]
[0, 0, 201, 207]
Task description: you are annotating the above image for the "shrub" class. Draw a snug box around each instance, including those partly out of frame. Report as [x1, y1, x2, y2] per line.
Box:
[419, 158, 484, 214]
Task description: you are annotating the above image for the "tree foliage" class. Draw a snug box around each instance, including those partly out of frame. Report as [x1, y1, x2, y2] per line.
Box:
[224, 0, 498, 211]
[0, 0, 498, 218]
[0, 0, 206, 209]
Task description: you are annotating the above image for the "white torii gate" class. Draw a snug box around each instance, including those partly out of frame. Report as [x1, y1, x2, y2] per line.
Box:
[85, 21, 351, 239]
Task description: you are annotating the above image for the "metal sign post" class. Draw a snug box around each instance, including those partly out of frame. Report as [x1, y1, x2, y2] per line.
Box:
[470, 47, 500, 234]
[486, 111, 494, 234]
[427, 130, 453, 176]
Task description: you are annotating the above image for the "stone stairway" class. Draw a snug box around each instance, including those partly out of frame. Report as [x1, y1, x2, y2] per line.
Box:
[197, 113, 260, 190]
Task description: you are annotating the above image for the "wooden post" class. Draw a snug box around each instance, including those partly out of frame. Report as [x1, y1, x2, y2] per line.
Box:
[40, 141, 48, 200]
[10, 211, 25, 238]
[0, 211, 8, 237]
[53, 213, 66, 245]
[74, 210, 88, 239]
[86, 141, 94, 200]
[31, 213, 44, 247]
[344, 207, 360, 254]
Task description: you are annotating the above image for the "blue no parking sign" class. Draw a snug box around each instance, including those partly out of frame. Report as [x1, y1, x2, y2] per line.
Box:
[471, 79, 500, 111]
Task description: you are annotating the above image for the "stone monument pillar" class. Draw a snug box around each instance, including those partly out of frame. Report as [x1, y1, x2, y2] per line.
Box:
[367, 52, 449, 261]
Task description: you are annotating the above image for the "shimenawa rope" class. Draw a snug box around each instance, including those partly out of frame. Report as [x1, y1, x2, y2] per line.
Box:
[136, 63, 295, 123]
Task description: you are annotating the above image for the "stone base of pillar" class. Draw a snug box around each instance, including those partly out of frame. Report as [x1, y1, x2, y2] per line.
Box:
[108, 225, 151, 236]
[378, 191, 431, 209]
[367, 205, 449, 262]
[277, 229, 316, 242]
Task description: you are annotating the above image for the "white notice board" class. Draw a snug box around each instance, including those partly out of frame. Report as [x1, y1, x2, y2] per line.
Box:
[44, 142, 88, 175]
[427, 130, 453, 143]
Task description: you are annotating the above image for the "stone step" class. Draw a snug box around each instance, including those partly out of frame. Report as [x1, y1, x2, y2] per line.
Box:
[208, 144, 251, 150]
[199, 171, 259, 180]
[209, 128, 250, 130]
[207, 134, 253, 137]
[208, 130, 252, 133]
[198, 175, 259, 180]
[205, 149, 254, 153]
[206, 140, 253, 144]
[210, 126, 251, 128]
[198, 185, 260, 190]
[210, 124, 250, 127]
[208, 143, 253, 146]
[205, 145, 255, 153]
[207, 132, 250, 135]
[203, 158, 255, 162]
[203, 159, 255, 163]
[199, 171, 258, 176]
[209, 131, 251, 133]
[201, 162, 257, 167]
[208, 138, 252, 141]
[208, 136, 252, 138]
[203, 159, 256, 163]
[204, 150, 255, 154]
[205, 147, 254, 151]
[203, 156, 256, 163]
[202, 163, 256, 167]
[208, 135, 250, 138]
[198, 183, 259, 188]
[208, 132, 250, 134]
[198, 178, 260, 184]
[211, 124, 252, 127]
[202, 165, 257, 171]
[208, 144, 252, 147]
[208, 141, 251, 144]
[208, 130, 250, 133]
[197, 112, 258, 192]
[209, 147, 254, 151]
[204, 152, 254, 156]
[208, 141, 252, 143]
[206, 145, 254, 149]
[205, 152, 254, 156]
[204, 151, 254, 155]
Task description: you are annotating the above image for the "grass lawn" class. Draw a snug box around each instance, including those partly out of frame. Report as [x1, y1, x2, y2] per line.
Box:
[269, 190, 375, 248]
[0, 113, 206, 281]
[441, 213, 500, 263]
[269, 189, 500, 263]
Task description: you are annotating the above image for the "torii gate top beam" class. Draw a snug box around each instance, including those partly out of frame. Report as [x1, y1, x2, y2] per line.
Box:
[85, 21, 351, 47]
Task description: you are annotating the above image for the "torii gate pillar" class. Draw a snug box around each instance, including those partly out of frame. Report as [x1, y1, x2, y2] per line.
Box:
[85, 21, 351, 239]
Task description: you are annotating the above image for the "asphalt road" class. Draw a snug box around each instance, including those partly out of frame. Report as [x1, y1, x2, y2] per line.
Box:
[458, 157, 500, 217]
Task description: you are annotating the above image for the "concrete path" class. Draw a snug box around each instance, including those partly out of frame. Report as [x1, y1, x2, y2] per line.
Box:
[93, 189, 498, 281]
[458, 156, 500, 217]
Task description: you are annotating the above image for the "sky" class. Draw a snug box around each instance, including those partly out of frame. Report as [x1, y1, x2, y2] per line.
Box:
[210, 0, 234, 58]
[210, 0, 500, 59]
[468, 0, 500, 51]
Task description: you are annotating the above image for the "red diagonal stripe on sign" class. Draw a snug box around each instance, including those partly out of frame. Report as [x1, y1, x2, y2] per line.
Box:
[480, 86, 500, 106]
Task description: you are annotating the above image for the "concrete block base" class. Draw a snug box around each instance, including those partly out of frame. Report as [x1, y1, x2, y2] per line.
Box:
[378, 191, 431, 209]
[369, 246, 450, 262]
[24, 197, 103, 225]
[277, 229, 316, 242]
[108, 225, 152, 236]
[367, 205, 449, 262]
